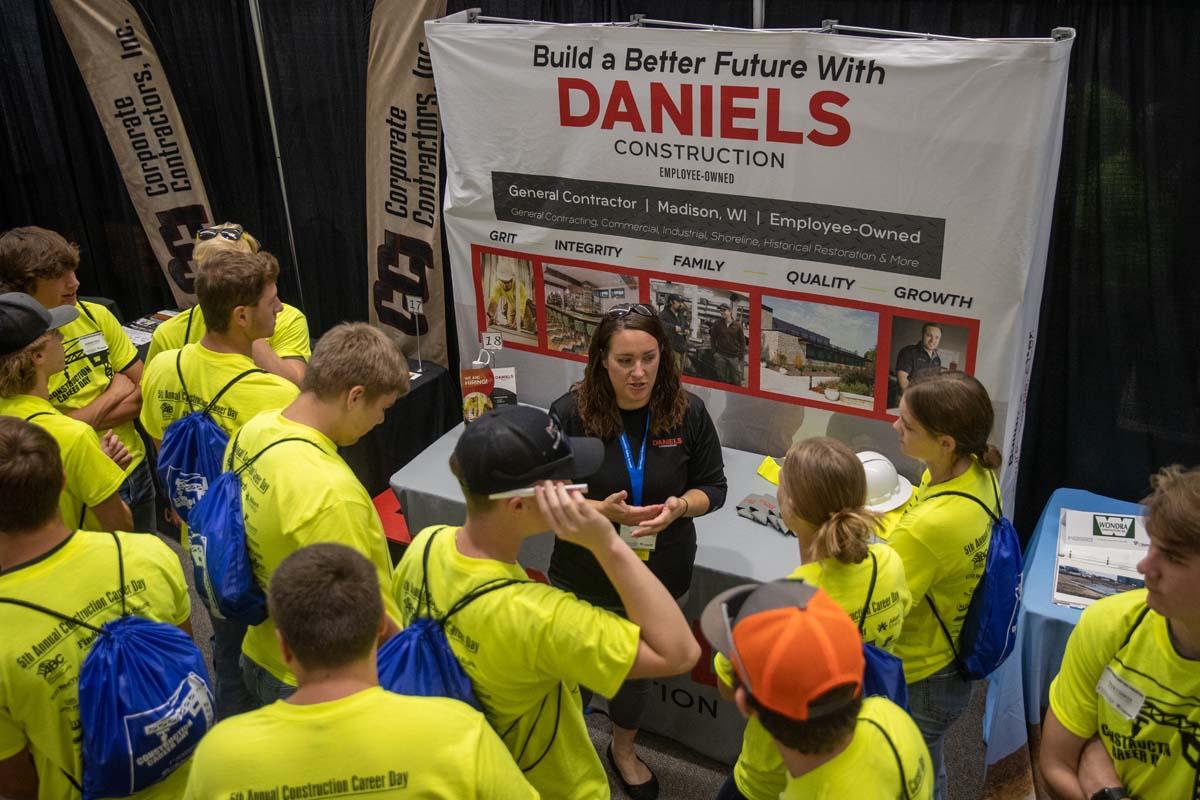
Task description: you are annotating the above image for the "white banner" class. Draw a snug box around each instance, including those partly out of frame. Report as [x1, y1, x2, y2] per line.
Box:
[428, 21, 1072, 504]
[52, 0, 213, 306]
[366, 0, 449, 366]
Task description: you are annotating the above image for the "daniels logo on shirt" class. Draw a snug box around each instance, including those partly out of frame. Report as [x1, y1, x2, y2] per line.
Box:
[652, 436, 683, 448]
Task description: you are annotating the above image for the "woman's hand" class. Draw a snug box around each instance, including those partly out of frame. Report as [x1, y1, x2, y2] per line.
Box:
[631, 496, 687, 538]
[595, 490, 663, 527]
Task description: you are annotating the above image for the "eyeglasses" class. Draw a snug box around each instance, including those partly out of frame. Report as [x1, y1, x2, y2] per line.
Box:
[607, 304, 655, 319]
[196, 225, 245, 243]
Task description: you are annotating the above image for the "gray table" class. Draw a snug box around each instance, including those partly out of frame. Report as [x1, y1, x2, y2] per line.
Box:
[390, 423, 799, 764]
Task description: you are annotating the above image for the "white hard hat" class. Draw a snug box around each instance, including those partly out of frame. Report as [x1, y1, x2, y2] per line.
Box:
[856, 450, 913, 513]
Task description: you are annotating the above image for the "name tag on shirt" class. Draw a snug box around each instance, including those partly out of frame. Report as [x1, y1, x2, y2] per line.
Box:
[77, 331, 108, 356]
[1096, 666, 1145, 720]
[619, 524, 655, 559]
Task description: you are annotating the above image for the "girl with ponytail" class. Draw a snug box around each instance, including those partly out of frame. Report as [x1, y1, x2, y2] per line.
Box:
[712, 436, 912, 800]
[888, 371, 1003, 800]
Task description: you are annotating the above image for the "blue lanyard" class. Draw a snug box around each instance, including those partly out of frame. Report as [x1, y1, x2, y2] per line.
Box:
[617, 414, 651, 506]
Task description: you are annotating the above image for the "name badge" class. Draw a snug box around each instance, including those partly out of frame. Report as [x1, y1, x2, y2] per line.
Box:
[77, 331, 108, 357]
[1096, 666, 1145, 720]
[619, 524, 655, 560]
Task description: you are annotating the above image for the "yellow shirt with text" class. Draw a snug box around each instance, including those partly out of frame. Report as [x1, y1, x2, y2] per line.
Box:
[781, 697, 933, 800]
[714, 543, 912, 800]
[392, 526, 641, 800]
[888, 459, 996, 682]
[231, 411, 400, 685]
[183, 687, 538, 800]
[1049, 589, 1200, 800]
[138, 343, 298, 443]
[145, 303, 311, 366]
[47, 300, 146, 476]
[0, 394, 125, 530]
[0, 530, 192, 800]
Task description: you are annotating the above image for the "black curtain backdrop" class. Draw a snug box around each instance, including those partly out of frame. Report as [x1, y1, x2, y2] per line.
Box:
[3, 1, 1198, 538]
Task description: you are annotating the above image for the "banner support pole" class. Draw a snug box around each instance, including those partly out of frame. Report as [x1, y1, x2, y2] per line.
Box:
[247, 0, 306, 313]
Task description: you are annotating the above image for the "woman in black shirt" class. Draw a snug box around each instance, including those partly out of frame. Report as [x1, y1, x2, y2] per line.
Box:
[550, 304, 727, 799]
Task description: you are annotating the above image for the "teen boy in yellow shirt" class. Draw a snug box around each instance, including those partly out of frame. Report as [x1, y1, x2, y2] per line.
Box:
[185, 543, 538, 800]
[392, 406, 701, 800]
[0, 293, 131, 532]
[1041, 465, 1200, 800]
[146, 223, 310, 386]
[0, 227, 153, 530]
[139, 249, 298, 719]
[702, 579, 932, 800]
[233, 322, 409, 705]
[0, 418, 192, 799]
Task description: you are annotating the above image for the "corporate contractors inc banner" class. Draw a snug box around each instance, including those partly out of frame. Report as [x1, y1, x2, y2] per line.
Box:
[52, 0, 213, 306]
[429, 21, 1072, 500]
[366, 0, 449, 366]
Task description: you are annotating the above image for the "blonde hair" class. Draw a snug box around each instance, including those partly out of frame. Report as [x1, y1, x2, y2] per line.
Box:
[781, 437, 876, 564]
[193, 221, 261, 265]
[303, 323, 410, 400]
[1142, 465, 1200, 553]
[0, 333, 52, 397]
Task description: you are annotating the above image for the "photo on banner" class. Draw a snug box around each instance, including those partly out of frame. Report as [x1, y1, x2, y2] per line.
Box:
[649, 279, 750, 388]
[543, 264, 639, 355]
[477, 251, 538, 347]
[886, 315, 975, 412]
[759, 296, 879, 412]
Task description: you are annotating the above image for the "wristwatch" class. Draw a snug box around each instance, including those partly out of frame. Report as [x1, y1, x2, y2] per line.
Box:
[1089, 788, 1130, 800]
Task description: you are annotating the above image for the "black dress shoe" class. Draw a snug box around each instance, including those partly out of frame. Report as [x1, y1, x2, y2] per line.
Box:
[606, 742, 660, 800]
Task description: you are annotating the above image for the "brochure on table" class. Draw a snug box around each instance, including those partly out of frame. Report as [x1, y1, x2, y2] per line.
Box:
[1052, 508, 1147, 608]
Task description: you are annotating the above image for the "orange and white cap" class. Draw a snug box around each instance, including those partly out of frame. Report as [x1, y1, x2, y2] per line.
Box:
[700, 579, 864, 721]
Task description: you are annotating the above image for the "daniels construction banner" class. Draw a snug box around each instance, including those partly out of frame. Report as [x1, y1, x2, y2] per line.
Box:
[365, 0, 449, 366]
[428, 20, 1073, 501]
[52, 0, 212, 306]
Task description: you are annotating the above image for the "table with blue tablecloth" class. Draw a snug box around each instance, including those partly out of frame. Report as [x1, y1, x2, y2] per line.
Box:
[982, 488, 1144, 798]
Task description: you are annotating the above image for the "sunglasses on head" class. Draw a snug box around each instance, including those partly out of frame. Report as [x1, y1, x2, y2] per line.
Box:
[196, 225, 245, 243]
[607, 303, 655, 319]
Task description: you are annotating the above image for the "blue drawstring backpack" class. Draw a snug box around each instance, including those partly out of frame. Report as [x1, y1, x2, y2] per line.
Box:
[926, 473, 1023, 680]
[857, 551, 910, 710]
[155, 351, 264, 524]
[188, 432, 318, 624]
[378, 528, 520, 709]
[0, 532, 214, 798]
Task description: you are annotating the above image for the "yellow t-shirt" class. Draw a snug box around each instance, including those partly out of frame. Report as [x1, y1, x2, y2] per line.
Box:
[47, 300, 146, 476]
[138, 343, 298, 443]
[392, 526, 641, 800]
[1049, 589, 1200, 799]
[145, 303, 311, 367]
[231, 411, 400, 685]
[0, 394, 126, 530]
[183, 686, 538, 799]
[780, 697, 933, 799]
[0, 530, 192, 800]
[714, 543, 912, 800]
[888, 459, 997, 682]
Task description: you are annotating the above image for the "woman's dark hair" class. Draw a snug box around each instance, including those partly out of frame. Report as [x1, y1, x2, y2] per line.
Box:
[575, 309, 687, 439]
[903, 372, 1002, 470]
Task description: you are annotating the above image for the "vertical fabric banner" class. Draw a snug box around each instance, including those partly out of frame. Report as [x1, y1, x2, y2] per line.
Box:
[51, 0, 213, 306]
[365, 0, 449, 366]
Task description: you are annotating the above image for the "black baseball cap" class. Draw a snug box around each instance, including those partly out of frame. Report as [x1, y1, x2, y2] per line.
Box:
[453, 405, 605, 495]
[0, 293, 78, 356]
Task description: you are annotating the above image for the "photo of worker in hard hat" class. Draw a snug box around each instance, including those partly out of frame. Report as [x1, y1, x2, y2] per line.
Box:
[480, 252, 538, 345]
